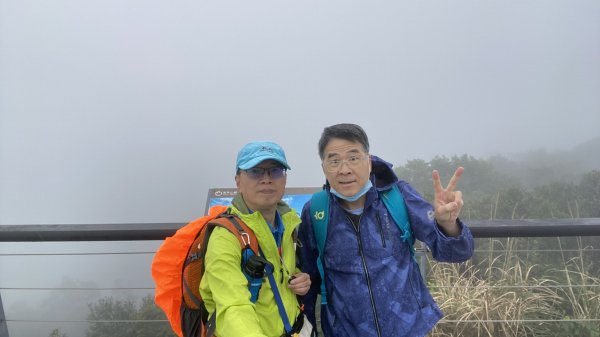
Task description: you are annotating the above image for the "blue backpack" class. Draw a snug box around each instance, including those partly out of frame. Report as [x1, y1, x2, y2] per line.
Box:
[309, 184, 415, 304]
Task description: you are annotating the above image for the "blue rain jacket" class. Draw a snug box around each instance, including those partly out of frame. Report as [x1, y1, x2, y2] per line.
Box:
[299, 155, 474, 337]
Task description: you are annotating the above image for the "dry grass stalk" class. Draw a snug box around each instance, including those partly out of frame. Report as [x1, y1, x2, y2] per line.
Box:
[426, 238, 599, 337]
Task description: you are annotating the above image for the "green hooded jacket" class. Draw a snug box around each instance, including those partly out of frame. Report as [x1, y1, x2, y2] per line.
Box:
[199, 194, 302, 337]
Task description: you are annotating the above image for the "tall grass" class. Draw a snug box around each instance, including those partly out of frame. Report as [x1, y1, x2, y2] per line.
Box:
[427, 238, 600, 337]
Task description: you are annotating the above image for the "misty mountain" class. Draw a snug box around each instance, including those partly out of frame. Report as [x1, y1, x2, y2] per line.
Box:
[487, 136, 600, 188]
[569, 136, 600, 170]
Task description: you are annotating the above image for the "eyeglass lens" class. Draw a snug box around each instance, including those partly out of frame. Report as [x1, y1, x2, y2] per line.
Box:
[324, 155, 366, 171]
[245, 167, 286, 179]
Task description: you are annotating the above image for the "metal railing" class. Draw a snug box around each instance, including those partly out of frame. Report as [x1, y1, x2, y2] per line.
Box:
[2, 218, 600, 242]
[1, 218, 600, 337]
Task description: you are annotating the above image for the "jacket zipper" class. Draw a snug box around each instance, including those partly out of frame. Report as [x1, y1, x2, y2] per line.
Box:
[375, 212, 386, 248]
[408, 263, 424, 309]
[348, 214, 383, 337]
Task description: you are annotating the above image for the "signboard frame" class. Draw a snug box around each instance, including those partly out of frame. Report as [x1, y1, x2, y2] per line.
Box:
[205, 187, 321, 215]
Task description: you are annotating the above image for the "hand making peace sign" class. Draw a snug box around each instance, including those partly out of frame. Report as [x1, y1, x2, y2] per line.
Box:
[432, 167, 464, 237]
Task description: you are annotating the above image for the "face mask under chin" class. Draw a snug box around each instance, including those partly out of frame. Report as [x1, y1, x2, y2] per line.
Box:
[330, 180, 373, 202]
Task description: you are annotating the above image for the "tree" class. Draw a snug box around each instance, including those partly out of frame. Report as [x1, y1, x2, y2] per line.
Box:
[49, 329, 68, 337]
[395, 158, 432, 197]
[578, 170, 600, 217]
[394, 154, 522, 220]
[527, 181, 578, 218]
[86, 297, 136, 337]
[133, 295, 177, 337]
[86, 295, 176, 337]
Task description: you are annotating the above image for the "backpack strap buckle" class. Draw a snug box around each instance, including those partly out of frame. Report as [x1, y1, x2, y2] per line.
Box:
[240, 232, 251, 247]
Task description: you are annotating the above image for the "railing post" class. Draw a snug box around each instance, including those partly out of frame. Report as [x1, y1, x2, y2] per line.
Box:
[0, 292, 9, 337]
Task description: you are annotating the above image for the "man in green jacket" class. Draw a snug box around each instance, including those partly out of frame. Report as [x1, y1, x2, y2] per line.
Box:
[200, 141, 312, 337]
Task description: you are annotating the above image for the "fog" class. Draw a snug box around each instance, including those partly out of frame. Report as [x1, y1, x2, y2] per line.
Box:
[1, 0, 599, 336]
[2, 0, 599, 225]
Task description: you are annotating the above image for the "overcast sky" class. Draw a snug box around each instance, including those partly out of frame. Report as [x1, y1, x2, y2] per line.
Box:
[1, 0, 599, 225]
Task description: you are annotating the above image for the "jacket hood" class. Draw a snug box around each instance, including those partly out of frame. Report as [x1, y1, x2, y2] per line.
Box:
[370, 155, 399, 191]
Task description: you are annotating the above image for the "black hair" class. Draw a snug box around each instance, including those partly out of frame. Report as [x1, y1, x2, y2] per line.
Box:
[318, 123, 370, 159]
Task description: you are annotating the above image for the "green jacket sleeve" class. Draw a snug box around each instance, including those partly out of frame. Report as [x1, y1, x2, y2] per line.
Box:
[200, 227, 267, 337]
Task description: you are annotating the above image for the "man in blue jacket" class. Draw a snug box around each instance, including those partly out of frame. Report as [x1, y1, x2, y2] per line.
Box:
[299, 123, 474, 337]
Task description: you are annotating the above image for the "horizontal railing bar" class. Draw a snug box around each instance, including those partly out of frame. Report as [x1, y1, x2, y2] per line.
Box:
[2, 249, 599, 257]
[0, 223, 176, 242]
[0, 287, 153, 290]
[4, 319, 168, 323]
[472, 248, 600, 252]
[0, 252, 155, 256]
[1, 218, 600, 241]
[440, 318, 600, 323]
[3, 284, 599, 291]
[5, 318, 600, 323]
[429, 284, 600, 289]
[469, 218, 600, 238]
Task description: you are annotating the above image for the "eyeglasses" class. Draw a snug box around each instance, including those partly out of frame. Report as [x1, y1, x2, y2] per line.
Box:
[243, 167, 287, 180]
[323, 154, 368, 172]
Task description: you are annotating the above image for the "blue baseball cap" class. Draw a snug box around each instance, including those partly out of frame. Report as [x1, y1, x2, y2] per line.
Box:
[236, 141, 291, 171]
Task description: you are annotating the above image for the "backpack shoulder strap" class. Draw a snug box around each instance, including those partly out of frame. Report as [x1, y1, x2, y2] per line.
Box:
[380, 184, 415, 256]
[207, 214, 259, 254]
[182, 213, 260, 309]
[196, 214, 261, 337]
[309, 189, 329, 305]
[310, 190, 329, 256]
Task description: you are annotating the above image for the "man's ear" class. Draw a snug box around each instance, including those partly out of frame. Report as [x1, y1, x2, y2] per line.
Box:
[235, 174, 241, 188]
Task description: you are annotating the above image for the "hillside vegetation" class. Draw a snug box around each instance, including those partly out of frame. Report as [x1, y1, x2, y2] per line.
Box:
[394, 136, 600, 220]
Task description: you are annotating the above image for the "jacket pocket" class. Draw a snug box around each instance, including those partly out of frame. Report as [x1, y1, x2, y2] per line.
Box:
[408, 262, 425, 309]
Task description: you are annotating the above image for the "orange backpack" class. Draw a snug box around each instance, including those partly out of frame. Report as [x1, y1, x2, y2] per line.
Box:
[151, 205, 259, 337]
